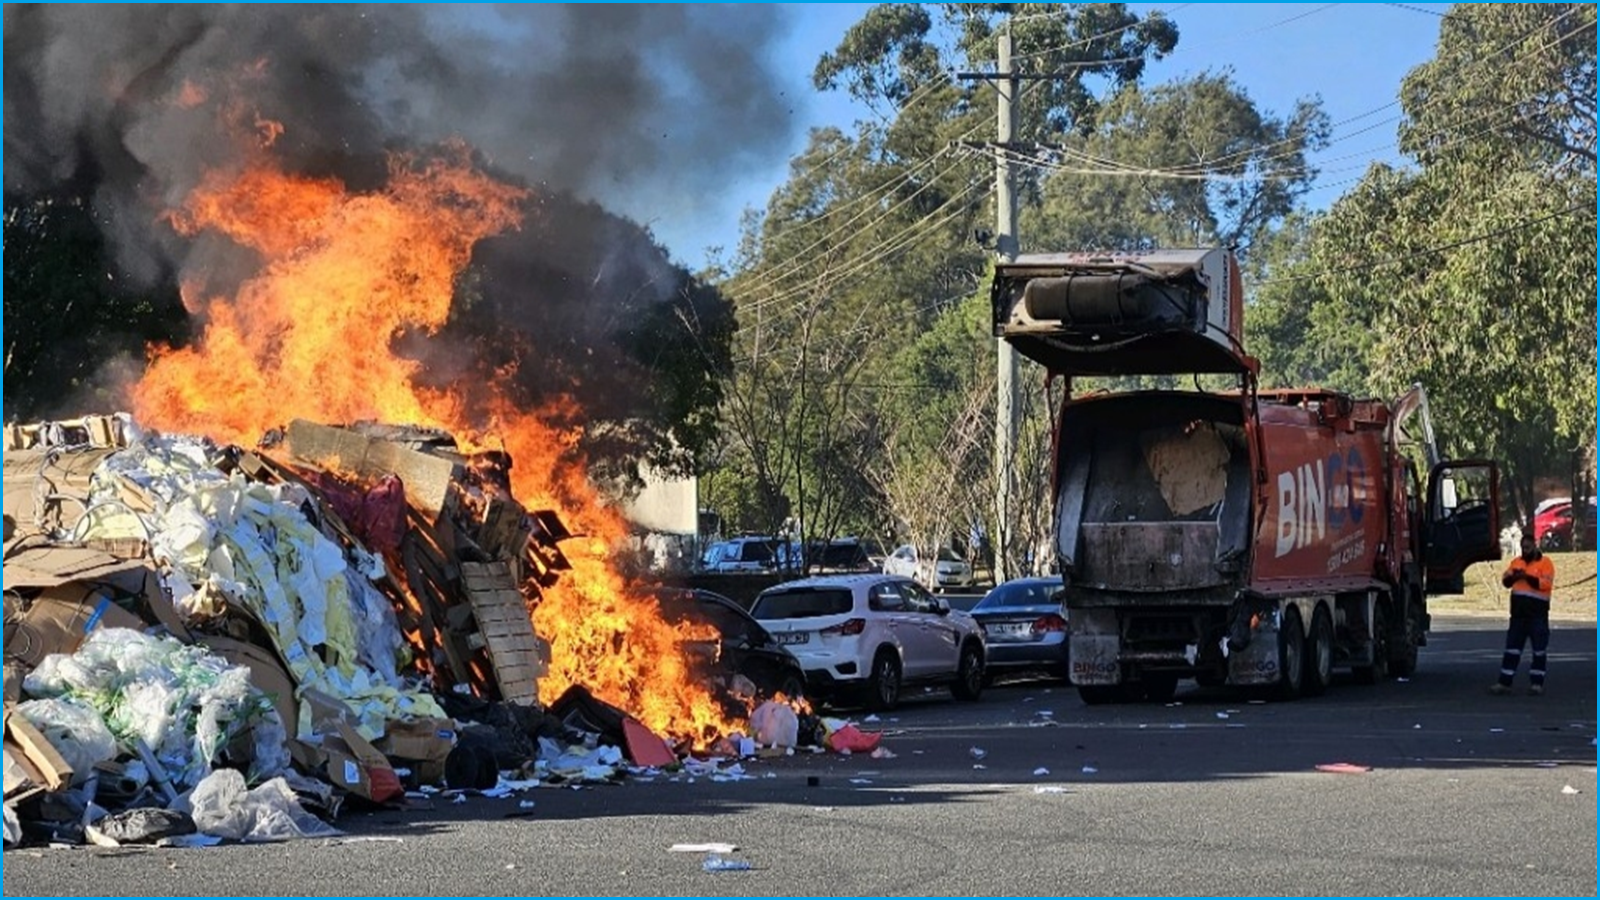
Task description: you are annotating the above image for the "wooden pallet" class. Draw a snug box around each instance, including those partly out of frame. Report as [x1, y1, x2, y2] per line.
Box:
[459, 561, 547, 706]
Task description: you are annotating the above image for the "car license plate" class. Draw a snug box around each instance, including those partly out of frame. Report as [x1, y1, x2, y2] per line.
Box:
[986, 623, 1030, 638]
[776, 632, 810, 646]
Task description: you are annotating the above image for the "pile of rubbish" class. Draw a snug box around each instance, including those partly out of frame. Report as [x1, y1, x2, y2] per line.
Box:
[4, 413, 814, 848]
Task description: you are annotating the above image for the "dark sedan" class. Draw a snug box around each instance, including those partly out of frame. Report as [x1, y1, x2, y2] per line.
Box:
[649, 587, 809, 701]
[970, 576, 1068, 682]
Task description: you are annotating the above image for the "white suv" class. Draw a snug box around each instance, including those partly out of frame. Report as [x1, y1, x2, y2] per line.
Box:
[749, 574, 987, 710]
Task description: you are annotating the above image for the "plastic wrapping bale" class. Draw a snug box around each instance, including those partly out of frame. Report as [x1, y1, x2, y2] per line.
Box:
[750, 701, 800, 750]
[22, 628, 289, 787]
[188, 769, 339, 843]
[11, 698, 117, 785]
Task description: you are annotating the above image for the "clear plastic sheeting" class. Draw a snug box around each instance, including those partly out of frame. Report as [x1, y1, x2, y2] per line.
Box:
[21, 629, 288, 786]
[187, 769, 340, 843]
[78, 436, 441, 740]
[12, 697, 118, 783]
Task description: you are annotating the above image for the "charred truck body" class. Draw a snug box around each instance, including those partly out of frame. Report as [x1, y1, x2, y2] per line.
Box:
[993, 249, 1502, 704]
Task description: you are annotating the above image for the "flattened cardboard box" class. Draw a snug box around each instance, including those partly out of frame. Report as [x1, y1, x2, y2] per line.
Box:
[293, 689, 402, 803]
[4, 710, 73, 793]
[4, 587, 146, 669]
[376, 717, 457, 784]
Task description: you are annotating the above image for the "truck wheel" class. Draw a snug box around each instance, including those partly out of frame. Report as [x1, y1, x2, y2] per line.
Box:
[867, 650, 902, 711]
[1275, 606, 1305, 701]
[952, 643, 984, 701]
[1353, 604, 1391, 685]
[1390, 599, 1421, 678]
[1303, 606, 1334, 697]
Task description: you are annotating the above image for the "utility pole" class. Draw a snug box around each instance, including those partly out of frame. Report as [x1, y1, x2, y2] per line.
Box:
[992, 27, 1020, 584]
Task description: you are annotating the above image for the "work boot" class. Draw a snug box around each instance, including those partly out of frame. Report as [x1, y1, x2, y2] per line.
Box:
[1528, 684, 1545, 696]
[1488, 682, 1513, 695]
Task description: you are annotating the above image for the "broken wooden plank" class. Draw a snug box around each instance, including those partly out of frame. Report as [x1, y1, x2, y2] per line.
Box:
[283, 420, 463, 521]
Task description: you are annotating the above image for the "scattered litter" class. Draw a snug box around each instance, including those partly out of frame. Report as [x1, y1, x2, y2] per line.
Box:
[862, 715, 881, 724]
[1032, 767, 1050, 776]
[972, 764, 987, 771]
[1315, 763, 1372, 775]
[870, 748, 897, 760]
[95, 808, 196, 846]
[326, 836, 404, 846]
[969, 747, 987, 760]
[452, 794, 468, 806]
[826, 725, 882, 755]
[1081, 766, 1098, 775]
[1561, 785, 1581, 795]
[1535, 762, 1559, 769]
[1165, 702, 1183, 708]
[702, 856, 754, 872]
[1489, 728, 1505, 734]
[1033, 786, 1071, 795]
[1215, 712, 1230, 720]
[518, 801, 537, 810]
[505, 864, 517, 871]
[1396, 677, 1410, 683]
[848, 778, 874, 786]
[671, 843, 738, 854]
[1413, 724, 1422, 730]
[4, 805, 20, 847]
[1036, 710, 1054, 718]
[189, 769, 340, 842]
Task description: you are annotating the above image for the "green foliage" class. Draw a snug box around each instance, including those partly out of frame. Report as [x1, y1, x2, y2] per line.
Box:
[1246, 4, 1597, 518]
[3, 190, 187, 418]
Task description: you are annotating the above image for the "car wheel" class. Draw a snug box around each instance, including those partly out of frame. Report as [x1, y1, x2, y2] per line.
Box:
[777, 673, 806, 702]
[1303, 605, 1334, 697]
[952, 644, 984, 701]
[867, 650, 902, 711]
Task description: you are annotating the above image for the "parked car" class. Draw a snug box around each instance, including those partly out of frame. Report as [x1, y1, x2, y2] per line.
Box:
[699, 536, 779, 573]
[805, 537, 884, 574]
[748, 574, 986, 710]
[1532, 497, 1597, 551]
[969, 576, 1068, 683]
[647, 586, 808, 701]
[883, 545, 975, 592]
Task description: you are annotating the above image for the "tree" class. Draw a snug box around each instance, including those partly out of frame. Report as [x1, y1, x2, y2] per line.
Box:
[1249, 4, 1598, 521]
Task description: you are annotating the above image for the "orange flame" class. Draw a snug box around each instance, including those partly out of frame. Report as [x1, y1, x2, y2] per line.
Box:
[131, 143, 741, 745]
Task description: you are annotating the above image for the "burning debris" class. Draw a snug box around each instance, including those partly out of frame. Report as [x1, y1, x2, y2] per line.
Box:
[3, 414, 823, 847]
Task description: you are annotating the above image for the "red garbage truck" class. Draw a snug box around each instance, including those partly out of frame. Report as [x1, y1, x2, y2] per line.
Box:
[992, 248, 1502, 704]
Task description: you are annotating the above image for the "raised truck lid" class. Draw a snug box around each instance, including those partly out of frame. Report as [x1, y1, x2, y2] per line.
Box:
[991, 247, 1256, 377]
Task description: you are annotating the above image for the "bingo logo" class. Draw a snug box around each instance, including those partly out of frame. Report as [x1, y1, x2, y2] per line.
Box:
[1274, 448, 1367, 557]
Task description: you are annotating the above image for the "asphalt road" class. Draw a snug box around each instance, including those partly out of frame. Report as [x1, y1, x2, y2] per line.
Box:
[6, 615, 1595, 896]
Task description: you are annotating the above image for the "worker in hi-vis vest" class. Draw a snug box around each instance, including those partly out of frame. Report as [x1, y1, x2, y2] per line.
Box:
[1489, 533, 1557, 696]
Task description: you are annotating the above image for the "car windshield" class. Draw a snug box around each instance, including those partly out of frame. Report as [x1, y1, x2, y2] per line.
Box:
[976, 580, 1062, 610]
[751, 588, 854, 619]
[936, 548, 963, 563]
[814, 543, 868, 568]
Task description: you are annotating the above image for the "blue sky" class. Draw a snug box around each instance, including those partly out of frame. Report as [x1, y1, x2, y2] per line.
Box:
[650, 2, 1451, 268]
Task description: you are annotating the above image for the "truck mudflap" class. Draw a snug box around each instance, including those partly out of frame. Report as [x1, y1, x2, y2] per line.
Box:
[1226, 610, 1282, 686]
[1068, 608, 1122, 685]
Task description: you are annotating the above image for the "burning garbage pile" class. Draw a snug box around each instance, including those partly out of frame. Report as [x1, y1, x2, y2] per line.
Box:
[2, 414, 836, 849]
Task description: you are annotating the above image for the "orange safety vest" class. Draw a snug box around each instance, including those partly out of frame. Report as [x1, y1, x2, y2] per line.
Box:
[1504, 554, 1555, 602]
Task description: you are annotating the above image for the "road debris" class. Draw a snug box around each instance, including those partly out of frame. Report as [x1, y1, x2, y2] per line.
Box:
[1315, 763, 1373, 774]
[671, 843, 738, 854]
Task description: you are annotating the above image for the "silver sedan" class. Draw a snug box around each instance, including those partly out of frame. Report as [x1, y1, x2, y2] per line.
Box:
[970, 576, 1067, 682]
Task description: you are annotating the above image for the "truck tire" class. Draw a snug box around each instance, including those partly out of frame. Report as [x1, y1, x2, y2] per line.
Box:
[867, 650, 902, 711]
[1391, 597, 1421, 678]
[1353, 603, 1391, 685]
[1303, 605, 1334, 697]
[1274, 606, 1305, 701]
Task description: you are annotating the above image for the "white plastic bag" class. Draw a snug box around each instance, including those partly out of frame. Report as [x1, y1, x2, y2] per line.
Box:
[3, 802, 19, 848]
[12, 698, 118, 783]
[188, 769, 339, 843]
[750, 701, 800, 749]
